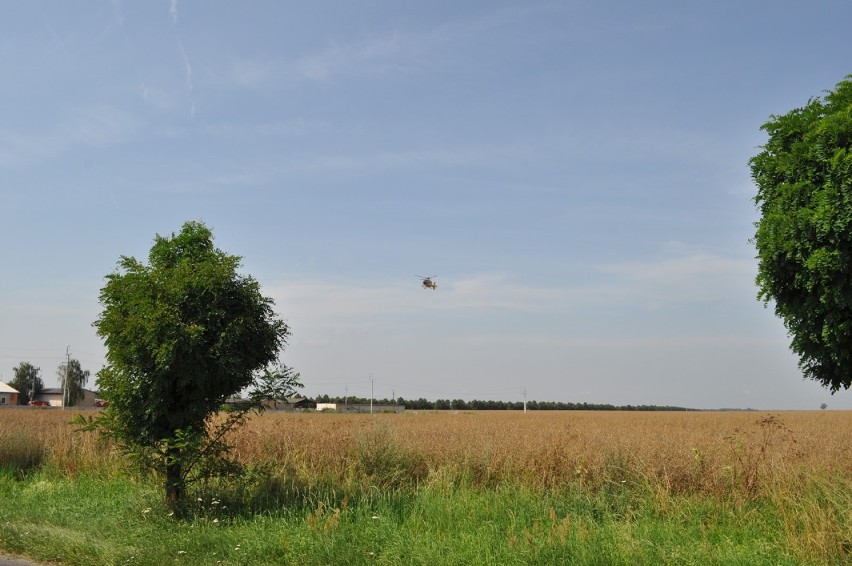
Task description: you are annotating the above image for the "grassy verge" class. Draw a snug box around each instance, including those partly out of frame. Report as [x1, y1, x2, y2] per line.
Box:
[0, 469, 848, 565]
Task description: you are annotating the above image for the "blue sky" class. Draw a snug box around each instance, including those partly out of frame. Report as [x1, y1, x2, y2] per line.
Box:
[2, 1, 851, 410]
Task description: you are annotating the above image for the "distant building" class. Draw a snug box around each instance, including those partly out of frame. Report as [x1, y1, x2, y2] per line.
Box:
[316, 403, 405, 414]
[263, 397, 317, 410]
[33, 388, 98, 408]
[0, 381, 19, 406]
[223, 396, 317, 411]
[287, 397, 317, 410]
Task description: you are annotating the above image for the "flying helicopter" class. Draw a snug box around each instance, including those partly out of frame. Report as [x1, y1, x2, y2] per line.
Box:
[417, 275, 438, 290]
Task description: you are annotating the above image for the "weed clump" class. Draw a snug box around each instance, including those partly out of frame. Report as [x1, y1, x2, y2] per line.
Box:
[352, 422, 428, 490]
[0, 430, 46, 477]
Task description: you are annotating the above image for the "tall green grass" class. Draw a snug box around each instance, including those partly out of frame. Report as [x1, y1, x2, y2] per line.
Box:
[0, 469, 848, 565]
[0, 431, 45, 477]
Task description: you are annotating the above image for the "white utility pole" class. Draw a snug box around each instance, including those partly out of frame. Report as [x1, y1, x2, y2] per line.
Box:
[370, 373, 374, 415]
[523, 388, 527, 413]
[63, 346, 71, 409]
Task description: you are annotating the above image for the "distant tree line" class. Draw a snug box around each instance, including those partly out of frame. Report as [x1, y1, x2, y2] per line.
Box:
[313, 394, 695, 412]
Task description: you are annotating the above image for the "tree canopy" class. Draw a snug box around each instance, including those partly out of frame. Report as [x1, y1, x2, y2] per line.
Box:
[9, 362, 43, 405]
[91, 221, 290, 510]
[58, 358, 90, 407]
[750, 75, 852, 393]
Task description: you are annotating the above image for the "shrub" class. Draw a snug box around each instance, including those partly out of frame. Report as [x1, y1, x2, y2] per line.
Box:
[352, 422, 427, 489]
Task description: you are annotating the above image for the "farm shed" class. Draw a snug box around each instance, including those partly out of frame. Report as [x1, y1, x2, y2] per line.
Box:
[287, 397, 316, 409]
[316, 403, 405, 414]
[261, 397, 317, 410]
[33, 388, 99, 408]
[224, 396, 317, 410]
[0, 381, 19, 406]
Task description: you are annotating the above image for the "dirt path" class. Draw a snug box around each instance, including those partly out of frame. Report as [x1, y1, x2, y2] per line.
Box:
[0, 554, 46, 566]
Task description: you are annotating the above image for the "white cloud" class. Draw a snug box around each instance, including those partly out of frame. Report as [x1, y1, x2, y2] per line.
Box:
[224, 23, 447, 90]
[0, 106, 138, 168]
[154, 141, 529, 193]
[214, 5, 589, 94]
[227, 56, 281, 89]
[296, 32, 404, 81]
[201, 119, 330, 140]
[224, 31, 406, 90]
[294, 145, 522, 173]
[137, 71, 180, 110]
[111, 0, 126, 27]
[66, 106, 138, 147]
[599, 242, 756, 305]
[269, 245, 755, 338]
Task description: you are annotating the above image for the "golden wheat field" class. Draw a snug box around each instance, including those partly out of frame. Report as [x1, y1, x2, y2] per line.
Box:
[3, 408, 850, 500]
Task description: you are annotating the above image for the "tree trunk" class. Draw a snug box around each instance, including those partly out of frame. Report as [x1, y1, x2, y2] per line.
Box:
[165, 453, 184, 516]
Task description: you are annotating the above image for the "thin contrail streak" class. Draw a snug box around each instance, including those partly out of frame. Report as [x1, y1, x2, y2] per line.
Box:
[176, 38, 196, 118]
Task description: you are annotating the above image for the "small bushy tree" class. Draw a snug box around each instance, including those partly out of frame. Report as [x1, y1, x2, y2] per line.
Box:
[250, 364, 303, 408]
[87, 221, 291, 512]
[9, 362, 43, 405]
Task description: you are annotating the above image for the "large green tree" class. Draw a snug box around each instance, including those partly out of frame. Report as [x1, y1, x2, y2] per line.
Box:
[90, 221, 290, 511]
[57, 358, 90, 407]
[9, 362, 43, 405]
[750, 75, 852, 392]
